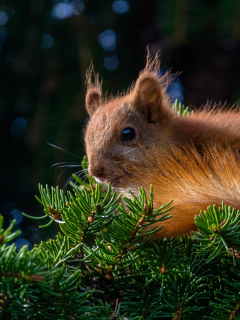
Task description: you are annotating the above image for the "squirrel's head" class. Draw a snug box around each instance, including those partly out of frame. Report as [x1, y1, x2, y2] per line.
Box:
[84, 58, 174, 188]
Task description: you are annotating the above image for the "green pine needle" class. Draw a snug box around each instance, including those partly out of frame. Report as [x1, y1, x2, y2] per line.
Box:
[2, 145, 240, 319]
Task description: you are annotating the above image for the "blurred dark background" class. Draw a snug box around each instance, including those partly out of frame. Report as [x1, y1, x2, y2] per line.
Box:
[0, 0, 240, 249]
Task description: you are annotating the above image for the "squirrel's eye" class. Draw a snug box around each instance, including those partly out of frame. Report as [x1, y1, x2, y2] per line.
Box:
[121, 127, 136, 142]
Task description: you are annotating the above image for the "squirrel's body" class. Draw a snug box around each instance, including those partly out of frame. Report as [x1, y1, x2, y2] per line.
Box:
[171, 109, 240, 150]
[123, 144, 240, 237]
[84, 57, 240, 237]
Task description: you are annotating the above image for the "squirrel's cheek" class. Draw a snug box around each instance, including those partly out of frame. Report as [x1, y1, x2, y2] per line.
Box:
[118, 147, 124, 153]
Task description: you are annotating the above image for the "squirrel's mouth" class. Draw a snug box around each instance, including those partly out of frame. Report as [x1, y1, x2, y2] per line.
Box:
[108, 176, 122, 187]
[94, 176, 122, 188]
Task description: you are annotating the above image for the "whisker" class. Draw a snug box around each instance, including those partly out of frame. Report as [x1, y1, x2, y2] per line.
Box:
[49, 162, 86, 174]
[63, 170, 89, 190]
[56, 167, 77, 184]
[72, 169, 89, 181]
[56, 165, 85, 169]
[75, 169, 88, 176]
[120, 138, 161, 156]
[63, 175, 75, 190]
[60, 169, 88, 189]
[50, 162, 83, 168]
[46, 140, 81, 158]
[121, 145, 142, 155]
[42, 147, 60, 155]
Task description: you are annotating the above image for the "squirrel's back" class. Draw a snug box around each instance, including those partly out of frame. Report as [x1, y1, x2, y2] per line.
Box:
[121, 144, 240, 237]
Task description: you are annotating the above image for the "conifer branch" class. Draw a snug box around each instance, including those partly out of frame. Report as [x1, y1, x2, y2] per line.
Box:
[2, 139, 240, 319]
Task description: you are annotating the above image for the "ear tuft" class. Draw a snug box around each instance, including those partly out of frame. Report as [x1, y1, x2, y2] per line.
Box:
[85, 64, 102, 116]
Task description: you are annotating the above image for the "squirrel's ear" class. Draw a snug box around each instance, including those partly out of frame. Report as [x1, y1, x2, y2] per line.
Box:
[132, 74, 163, 123]
[85, 65, 102, 116]
[85, 87, 102, 116]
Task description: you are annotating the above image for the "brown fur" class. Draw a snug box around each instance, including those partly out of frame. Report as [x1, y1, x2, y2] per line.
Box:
[120, 144, 240, 237]
[84, 55, 240, 237]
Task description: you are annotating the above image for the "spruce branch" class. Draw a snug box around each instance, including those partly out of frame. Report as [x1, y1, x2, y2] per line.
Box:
[192, 203, 240, 265]
[70, 155, 96, 189]
[0, 215, 21, 245]
[87, 186, 173, 278]
[139, 239, 185, 277]
[37, 234, 82, 268]
[206, 267, 240, 319]
[5, 148, 240, 319]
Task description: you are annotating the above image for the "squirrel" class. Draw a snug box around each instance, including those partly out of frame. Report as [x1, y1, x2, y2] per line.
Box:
[83, 55, 240, 237]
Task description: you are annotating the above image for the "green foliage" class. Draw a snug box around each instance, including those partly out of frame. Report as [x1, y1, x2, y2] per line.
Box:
[70, 156, 96, 188]
[193, 203, 240, 265]
[172, 99, 193, 116]
[1, 173, 240, 319]
[0, 215, 21, 245]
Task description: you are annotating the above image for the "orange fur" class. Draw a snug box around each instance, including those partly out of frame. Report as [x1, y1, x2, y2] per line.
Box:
[84, 55, 240, 237]
[120, 144, 240, 237]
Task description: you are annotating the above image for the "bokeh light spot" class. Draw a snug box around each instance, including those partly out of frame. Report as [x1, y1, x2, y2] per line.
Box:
[0, 11, 8, 26]
[10, 117, 27, 135]
[40, 34, 54, 49]
[104, 56, 119, 71]
[98, 30, 116, 51]
[112, 1, 129, 14]
[52, 3, 73, 19]
[10, 209, 23, 225]
[52, 1, 84, 19]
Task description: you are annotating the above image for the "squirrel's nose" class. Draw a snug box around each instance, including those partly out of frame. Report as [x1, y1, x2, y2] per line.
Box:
[89, 164, 104, 179]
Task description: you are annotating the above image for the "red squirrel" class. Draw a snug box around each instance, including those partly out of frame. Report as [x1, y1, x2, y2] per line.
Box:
[84, 56, 240, 237]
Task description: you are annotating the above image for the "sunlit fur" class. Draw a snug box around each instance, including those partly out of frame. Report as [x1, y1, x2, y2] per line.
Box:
[84, 55, 240, 237]
[85, 56, 175, 183]
[118, 144, 240, 237]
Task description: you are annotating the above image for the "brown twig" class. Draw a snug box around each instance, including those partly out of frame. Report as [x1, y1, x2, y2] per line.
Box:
[79, 205, 101, 274]
[0, 271, 45, 281]
[228, 300, 240, 320]
[111, 299, 119, 320]
[112, 204, 152, 268]
[0, 293, 8, 320]
[174, 303, 184, 320]
[47, 205, 61, 220]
